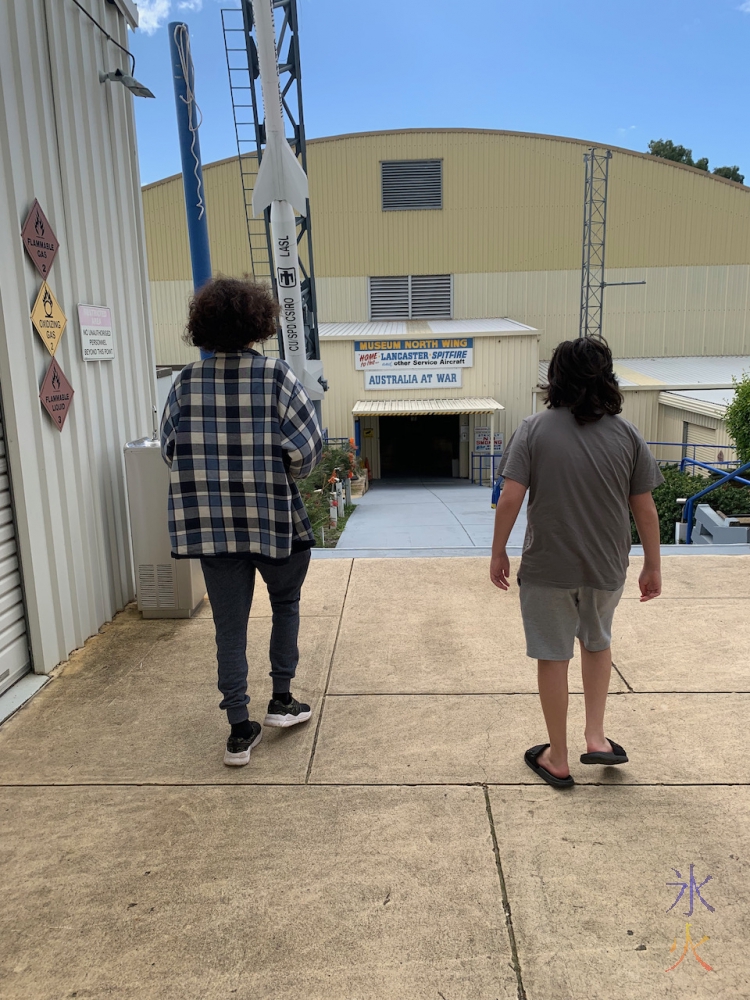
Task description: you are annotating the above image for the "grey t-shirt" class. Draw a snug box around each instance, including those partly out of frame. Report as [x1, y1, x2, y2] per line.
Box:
[498, 407, 664, 591]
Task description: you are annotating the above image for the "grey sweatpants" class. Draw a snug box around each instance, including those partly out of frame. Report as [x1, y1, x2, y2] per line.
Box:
[519, 581, 624, 661]
[200, 550, 311, 724]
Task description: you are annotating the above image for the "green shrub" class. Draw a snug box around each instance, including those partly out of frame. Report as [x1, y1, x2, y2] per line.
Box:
[724, 373, 750, 464]
[631, 465, 750, 544]
[297, 441, 364, 546]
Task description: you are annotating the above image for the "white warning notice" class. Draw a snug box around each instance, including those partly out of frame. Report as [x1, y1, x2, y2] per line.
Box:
[78, 304, 115, 361]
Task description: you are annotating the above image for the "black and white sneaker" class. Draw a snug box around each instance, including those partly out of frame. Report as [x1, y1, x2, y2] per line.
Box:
[223, 722, 262, 766]
[264, 695, 312, 728]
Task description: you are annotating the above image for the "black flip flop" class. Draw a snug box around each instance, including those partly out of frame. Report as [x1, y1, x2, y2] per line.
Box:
[524, 743, 575, 788]
[580, 738, 629, 765]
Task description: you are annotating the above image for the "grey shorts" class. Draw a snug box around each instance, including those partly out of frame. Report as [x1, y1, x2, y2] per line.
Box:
[518, 581, 624, 660]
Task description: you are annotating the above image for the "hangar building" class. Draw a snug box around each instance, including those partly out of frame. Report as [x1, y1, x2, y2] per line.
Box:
[143, 129, 750, 477]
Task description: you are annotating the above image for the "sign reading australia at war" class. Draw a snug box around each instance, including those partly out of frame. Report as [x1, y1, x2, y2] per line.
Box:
[21, 199, 59, 278]
[354, 338, 474, 371]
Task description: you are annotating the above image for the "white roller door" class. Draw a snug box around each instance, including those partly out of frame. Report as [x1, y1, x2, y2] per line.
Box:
[0, 418, 30, 696]
[685, 422, 717, 470]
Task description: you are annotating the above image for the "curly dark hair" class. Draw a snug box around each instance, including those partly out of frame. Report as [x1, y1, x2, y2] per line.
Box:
[543, 338, 623, 425]
[184, 276, 279, 352]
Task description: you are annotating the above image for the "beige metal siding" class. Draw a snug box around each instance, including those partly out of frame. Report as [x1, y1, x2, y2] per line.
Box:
[656, 405, 733, 465]
[144, 130, 750, 364]
[142, 130, 750, 279]
[151, 280, 196, 367]
[619, 390, 661, 444]
[0, 0, 156, 673]
[319, 334, 538, 444]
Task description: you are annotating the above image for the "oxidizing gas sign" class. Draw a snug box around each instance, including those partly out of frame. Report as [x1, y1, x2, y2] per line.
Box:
[354, 338, 474, 371]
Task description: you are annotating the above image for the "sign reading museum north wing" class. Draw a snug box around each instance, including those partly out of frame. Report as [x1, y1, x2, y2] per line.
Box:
[355, 338, 473, 371]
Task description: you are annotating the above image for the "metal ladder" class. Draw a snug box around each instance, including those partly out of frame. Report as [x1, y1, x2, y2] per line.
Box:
[221, 0, 320, 363]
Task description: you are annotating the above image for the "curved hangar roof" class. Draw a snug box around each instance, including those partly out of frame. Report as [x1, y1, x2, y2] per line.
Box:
[143, 128, 750, 283]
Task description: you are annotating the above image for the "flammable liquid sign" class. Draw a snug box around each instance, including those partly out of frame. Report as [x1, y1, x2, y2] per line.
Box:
[39, 357, 74, 431]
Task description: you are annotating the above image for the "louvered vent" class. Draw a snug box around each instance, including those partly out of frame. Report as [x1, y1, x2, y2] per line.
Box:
[138, 564, 157, 608]
[369, 275, 452, 320]
[381, 160, 442, 211]
[410, 275, 452, 319]
[157, 564, 176, 608]
[369, 276, 410, 320]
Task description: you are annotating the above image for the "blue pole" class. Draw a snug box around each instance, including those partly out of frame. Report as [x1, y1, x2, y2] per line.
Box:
[168, 22, 212, 359]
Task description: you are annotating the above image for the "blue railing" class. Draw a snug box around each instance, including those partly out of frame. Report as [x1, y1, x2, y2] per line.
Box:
[679, 457, 750, 483]
[683, 460, 750, 544]
[647, 441, 739, 468]
[471, 451, 504, 485]
[322, 432, 357, 452]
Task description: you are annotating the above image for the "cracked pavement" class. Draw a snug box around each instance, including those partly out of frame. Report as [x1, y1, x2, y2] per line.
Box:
[1, 555, 749, 999]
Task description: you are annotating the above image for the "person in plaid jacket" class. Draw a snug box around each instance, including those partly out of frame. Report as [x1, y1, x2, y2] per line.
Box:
[161, 277, 323, 767]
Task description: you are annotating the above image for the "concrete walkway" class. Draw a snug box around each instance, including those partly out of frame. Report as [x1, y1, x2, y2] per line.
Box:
[1, 555, 749, 998]
[333, 477, 528, 556]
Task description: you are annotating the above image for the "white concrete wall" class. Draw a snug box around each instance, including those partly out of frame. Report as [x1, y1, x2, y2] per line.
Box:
[0, 0, 156, 673]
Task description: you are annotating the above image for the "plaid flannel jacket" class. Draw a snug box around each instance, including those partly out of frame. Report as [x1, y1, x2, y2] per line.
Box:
[160, 351, 323, 561]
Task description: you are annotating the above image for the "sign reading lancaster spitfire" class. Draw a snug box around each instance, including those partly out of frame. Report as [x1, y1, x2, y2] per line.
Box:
[354, 338, 474, 371]
[31, 282, 67, 356]
[39, 357, 74, 431]
[21, 200, 59, 278]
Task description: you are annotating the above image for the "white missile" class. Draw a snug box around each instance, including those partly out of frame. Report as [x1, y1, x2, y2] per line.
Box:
[251, 0, 324, 401]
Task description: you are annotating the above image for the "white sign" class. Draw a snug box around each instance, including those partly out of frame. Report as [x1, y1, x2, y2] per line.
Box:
[355, 338, 473, 371]
[474, 425, 491, 452]
[493, 432, 504, 454]
[364, 369, 463, 390]
[78, 304, 114, 361]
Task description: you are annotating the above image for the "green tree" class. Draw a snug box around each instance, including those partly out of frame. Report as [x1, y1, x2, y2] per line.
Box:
[647, 139, 695, 165]
[713, 165, 745, 184]
[724, 373, 750, 464]
[694, 157, 709, 171]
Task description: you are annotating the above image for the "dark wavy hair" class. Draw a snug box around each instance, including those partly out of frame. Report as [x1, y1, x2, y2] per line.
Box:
[184, 276, 279, 352]
[543, 338, 623, 425]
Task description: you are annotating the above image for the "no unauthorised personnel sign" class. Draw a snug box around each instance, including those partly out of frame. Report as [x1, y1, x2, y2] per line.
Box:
[39, 357, 74, 431]
[31, 282, 67, 356]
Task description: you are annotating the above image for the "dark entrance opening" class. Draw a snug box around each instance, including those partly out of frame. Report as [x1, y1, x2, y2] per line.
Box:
[379, 414, 460, 477]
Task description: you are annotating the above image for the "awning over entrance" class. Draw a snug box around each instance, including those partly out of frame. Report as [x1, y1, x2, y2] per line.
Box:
[352, 397, 504, 416]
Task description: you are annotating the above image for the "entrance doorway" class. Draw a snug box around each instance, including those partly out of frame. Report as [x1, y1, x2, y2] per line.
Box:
[379, 414, 459, 477]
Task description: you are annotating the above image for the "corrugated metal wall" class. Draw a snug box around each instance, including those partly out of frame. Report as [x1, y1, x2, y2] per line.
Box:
[0, 0, 156, 673]
[312, 265, 750, 359]
[144, 130, 750, 366]
[319, 334, 539, 443]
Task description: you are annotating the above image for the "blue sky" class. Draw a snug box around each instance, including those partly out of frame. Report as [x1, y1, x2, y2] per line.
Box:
[130, 0, 750, 187]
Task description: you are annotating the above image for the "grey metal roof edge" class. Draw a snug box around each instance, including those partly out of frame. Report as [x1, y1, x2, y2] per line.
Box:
[658, 391, 727, 419]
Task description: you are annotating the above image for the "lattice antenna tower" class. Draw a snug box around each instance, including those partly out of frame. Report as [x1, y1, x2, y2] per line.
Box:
[579, 147, 646, 340]
[579, 148, 611, 339]
[222, 0, 320, 362]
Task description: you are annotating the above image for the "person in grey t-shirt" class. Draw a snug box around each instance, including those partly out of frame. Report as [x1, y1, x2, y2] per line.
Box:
[490, 338, 664, 789]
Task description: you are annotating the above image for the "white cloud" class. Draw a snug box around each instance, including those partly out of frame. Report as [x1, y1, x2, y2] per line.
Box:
[740, 1, 750, 12]
[137, 0, 203, 35]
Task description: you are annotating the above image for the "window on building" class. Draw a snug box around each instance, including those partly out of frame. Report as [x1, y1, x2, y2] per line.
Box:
[369, 275, 452, 320]
[381, 159, 442, 211]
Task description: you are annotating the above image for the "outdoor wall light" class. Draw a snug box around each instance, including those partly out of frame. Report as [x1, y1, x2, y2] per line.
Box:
[99, 68, 155, 99]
